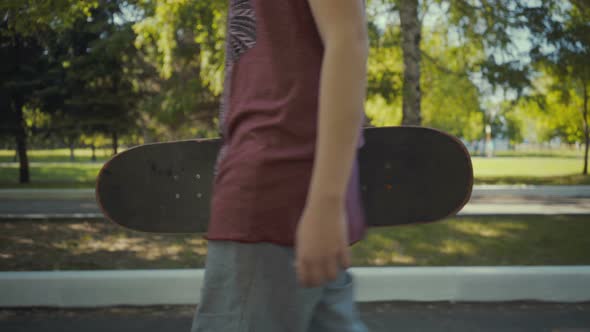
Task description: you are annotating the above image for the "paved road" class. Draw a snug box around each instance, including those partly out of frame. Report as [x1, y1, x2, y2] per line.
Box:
[1, 302, 589, 332]
[2, 185, 590, 198]
[460, 196, 590, 215]
[1, 186, 590, 218]
[1, 195, 590, 218]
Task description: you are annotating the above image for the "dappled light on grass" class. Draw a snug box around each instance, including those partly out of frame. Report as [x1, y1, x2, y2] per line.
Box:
[0, 220, 208, 271]
[13, 237, 34, 245]
[355, 234, 417, 265]
[66, 223, 100, 233]
[52, 234, 209, 261]
[438, 239, 477, 260]
[350, 216, 590, 267]
[367, 253, 416, 266]
[447, 220, 528, 238]
[0, 216, 589, 270]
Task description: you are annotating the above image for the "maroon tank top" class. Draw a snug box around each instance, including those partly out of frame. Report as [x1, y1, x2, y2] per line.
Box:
[206, 0, 367, 246]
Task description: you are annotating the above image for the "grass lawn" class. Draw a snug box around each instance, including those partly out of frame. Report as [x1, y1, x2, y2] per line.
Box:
[471, 156, 590, 185]
[494, 149, 583, 158]
[1, 149, 589, 187]
[472, 157, 584, 177]
[0, 148, 112, 163]
[1, 215, 588, 271]
[0, 163, 101, 188]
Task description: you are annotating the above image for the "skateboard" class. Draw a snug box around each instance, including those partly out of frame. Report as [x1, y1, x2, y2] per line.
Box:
[96, 126, 473, 233]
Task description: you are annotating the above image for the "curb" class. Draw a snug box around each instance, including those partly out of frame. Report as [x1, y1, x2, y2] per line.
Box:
[1, 266, 589, 307]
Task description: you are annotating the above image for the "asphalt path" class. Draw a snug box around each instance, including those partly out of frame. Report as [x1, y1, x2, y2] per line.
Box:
[1, 302, 589, 332]
[1, 195, 590, 219]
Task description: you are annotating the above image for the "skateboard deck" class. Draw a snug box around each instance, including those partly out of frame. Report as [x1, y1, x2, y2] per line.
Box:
[96, 126, 473, 233]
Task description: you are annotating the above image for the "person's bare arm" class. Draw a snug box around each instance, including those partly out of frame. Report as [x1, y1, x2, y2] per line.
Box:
[307, 0, 368, 204]
[295, 0, 368, 288]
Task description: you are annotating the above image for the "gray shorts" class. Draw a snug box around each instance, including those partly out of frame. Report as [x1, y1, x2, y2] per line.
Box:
[190, 240, 368, 332]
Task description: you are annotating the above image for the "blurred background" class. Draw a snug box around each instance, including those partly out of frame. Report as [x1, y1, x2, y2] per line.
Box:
[0, 0, 588, 271]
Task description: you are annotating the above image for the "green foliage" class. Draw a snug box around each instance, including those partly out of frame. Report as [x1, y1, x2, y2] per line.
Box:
[373, 0, 551, 101]
[420, 26, 484, 141]
[501, 105, 524, 145]
[517, 76, 586, 144]
[367, 0, 588, 146]
[133, 0, 226, 82]
[0, 0, 98, 36]
[1, 0, 225, 151]
[131, 0, 227, 139]
[0, 13, 51, 137]
[365, 21, 485, 140]
[366, 25, 404, 126]
[516, 0, 589, 172]
[49, 5, 139, 142]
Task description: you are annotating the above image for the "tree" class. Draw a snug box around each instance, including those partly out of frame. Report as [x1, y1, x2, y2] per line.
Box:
[420, 25, 484, 141]
[1, 0, 144, 187]
[517, 73, 589, 173]
[1, 1, 98, 35]
[0, 21, 46, 183]
[55, 1, 141, 155]
[366, 10, 484, 140]
[0, 1, 95, 182]
[370, 0, 554, 126]
[81, 133, 109, 161]
[132, 0, 226, 140]
[528, 1, 589, 174]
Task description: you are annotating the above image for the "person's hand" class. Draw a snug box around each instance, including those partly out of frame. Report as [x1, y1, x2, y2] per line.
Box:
[295, 196, 350, 288]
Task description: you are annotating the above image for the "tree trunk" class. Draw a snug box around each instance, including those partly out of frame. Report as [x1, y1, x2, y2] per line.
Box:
[91, 144, 97, 162]
[582, 80, 589, 175]
[399, 0, 422, 126]
[584, 131, 589, 175]
[13, 99, 30, 184]
[69, 142, 75, 162]
[112, 131, 118, 155]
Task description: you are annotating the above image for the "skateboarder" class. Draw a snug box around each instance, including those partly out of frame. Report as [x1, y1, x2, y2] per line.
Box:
[191, 0, 369, 331]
